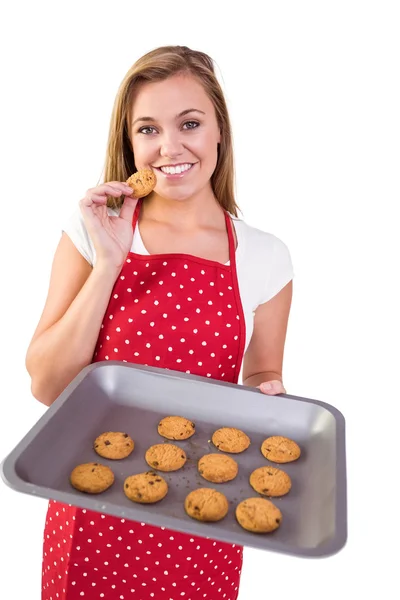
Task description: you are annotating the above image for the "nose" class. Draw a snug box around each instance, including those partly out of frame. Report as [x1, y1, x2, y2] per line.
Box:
[159, 131, 184, 160]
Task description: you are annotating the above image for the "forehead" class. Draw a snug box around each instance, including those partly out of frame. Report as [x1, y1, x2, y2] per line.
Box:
[131, 73, 215, 119]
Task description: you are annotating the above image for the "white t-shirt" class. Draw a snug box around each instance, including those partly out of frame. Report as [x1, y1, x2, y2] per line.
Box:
[64, 209, 294, 353]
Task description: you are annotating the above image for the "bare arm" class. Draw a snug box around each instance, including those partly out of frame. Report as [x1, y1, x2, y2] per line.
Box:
[26, 233, 120, 406]
[242, 281, 293, 388]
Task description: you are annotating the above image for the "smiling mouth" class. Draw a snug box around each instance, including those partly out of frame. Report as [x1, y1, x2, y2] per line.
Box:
[154, 163, 195, 175]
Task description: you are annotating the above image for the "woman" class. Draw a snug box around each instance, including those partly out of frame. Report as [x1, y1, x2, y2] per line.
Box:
[26, 45, 293, 600]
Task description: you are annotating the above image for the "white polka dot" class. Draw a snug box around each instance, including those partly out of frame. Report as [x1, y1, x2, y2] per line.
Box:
[199, 289, 203, 294]
[156, 356, 160, 361]
[159, 334, 164, 339]
[150, 322, 155, 327]
[137, 331, 142, 336]
[176, 359, 182, 363]
[114, 294, 118, 299]
[189, 350, 194, 354]
[176, 304, 181, 309]
[172, 272, 176, 277]
[172, 325, 177, 330]
[208, 300, 213, 305]
[141, 309, 147, 314]
[154, 300, 159, 305]
[184, 317, 189, 321]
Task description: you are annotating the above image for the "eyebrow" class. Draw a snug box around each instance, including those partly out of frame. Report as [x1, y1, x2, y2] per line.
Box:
[132, 108, 206, 127]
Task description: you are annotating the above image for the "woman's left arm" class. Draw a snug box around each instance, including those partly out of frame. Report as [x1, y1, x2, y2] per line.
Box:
[242, 280, 293, 395]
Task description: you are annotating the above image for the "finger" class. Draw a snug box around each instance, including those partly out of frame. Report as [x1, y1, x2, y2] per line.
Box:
[119, 195, 139, 223]
[259, 380, 286, 395]
[95, 183, 131, 198]
[102, 182, 134, 196]
[80, 193, 108, 208]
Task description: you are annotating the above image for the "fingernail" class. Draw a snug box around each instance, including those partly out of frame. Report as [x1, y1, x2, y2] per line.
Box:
[261, 382, 272, 391]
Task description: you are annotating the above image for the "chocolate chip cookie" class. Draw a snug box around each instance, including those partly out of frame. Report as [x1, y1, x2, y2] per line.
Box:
[198, 453, 238, 483]
[184, 488, 229, 522]
[236, 497, 282, 533]
[158, 415, 195, 440]
[124, 471, 168, 504]
[126, 168, 157, 198]
[261, 436, 301, 463]
[145, 443, 187, 472]
[70, 462, 114, 494]
[249, 466, 292, 497]
[211, 427, 251, 453]
[94, 431, 135, 460]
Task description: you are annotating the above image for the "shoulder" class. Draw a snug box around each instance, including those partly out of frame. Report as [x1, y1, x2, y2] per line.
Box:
[232, 215, 294, 306]
[232, 215, 291, 260]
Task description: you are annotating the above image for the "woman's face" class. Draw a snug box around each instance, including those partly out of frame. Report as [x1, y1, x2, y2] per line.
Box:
[130, 73, 221, 202]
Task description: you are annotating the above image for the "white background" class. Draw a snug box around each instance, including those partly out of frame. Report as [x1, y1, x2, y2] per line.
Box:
[0, 0, 398, 597]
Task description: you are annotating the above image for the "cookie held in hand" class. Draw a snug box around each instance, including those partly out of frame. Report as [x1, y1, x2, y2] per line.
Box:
[126, 169, 157, 198]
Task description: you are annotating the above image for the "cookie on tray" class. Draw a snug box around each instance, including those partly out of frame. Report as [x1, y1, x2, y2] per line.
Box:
[211, 427, 251, 453]
[158, 416, 195, 440]
[261, 435, 301, 463]
[185, 488, 229, 522]
[94, 431, 135, 460]
[236, 497, 282, 533]
[198, 453, 238, 483]
[145, 443, 187, 472]
[70, 462, 114, 494]
[249, 466, 292, 497]
[126, 168, 156, 198]
[124, 471, 168, 504]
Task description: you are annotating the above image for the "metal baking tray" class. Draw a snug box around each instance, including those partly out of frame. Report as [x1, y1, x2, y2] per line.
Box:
[1, 361, 347, 558]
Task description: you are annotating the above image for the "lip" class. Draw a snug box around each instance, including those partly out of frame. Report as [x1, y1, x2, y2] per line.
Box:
[153, 163, 196, 180]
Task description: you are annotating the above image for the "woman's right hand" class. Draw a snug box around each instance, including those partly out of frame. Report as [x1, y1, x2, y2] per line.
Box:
[79, 181, 139, 269]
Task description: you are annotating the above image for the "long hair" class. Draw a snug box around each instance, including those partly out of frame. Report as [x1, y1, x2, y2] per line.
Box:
[103, 45, 239, 216]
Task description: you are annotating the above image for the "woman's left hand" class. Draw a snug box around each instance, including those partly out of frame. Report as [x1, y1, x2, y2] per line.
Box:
[258, 380, 286, 395]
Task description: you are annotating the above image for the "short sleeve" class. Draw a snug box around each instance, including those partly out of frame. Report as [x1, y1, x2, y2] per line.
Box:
[62, 208, 96, 266]
[259, 236, 294, 304]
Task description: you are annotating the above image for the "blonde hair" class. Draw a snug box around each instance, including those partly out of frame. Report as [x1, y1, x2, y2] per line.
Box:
[103, 45, 239, 216]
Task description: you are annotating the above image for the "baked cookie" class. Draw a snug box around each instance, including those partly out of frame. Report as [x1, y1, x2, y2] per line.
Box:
[211, 427, 251, 453]
[145, 443, 187, 472]
[70, 462, 114, 494]
[249, 466, 291, 497]
[236, 497, 282, 533]
[185, 488, 229, 522]
[198, 453, 238, 483]
[94, 431, 135, 460]
[261, 436, 301, 463]
[158, 416, 195, 440]
[126, 168, 157, 198]
[124, 471, 168, 504]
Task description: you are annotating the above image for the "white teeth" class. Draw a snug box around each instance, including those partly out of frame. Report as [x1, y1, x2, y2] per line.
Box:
[160, 163, 192, 175]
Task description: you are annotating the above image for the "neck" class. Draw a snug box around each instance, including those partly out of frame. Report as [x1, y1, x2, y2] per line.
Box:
[142, 188, 224, 229]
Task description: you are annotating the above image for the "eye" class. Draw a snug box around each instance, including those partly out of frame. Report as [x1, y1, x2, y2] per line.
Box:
[138, 126, 157, 135]
[182, 121, 200, 130]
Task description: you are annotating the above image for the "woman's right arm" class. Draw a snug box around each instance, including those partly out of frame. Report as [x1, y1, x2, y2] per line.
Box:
[26, 180, 138, 407]
[25, 233, 120, 406]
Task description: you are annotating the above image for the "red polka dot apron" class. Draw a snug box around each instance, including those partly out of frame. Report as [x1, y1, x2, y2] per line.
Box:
[42, 200, 246, 600]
